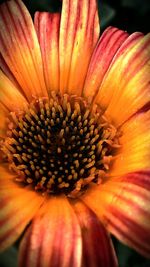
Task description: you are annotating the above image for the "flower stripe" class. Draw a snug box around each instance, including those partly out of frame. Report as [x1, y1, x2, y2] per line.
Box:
[81, 171, 150, 257]
[104, 178, 150, 258]
[93, 32, 143, 108]
[83, 27, 129, 101]
[95, 32, 150, 126]
[34, 12, 60, 94]
[74, 201, 118, 267]
[35, 0, 100, 96]
[0, 165, 44, 252]
[59, 0, 100, 96]
[19, 197, 82, 267]
[84, 31, 143, 105]
[0, 0, 47, 101]
[109, 32, 143, 60]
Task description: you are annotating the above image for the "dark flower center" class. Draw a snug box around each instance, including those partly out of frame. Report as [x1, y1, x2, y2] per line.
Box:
[2, 92, 120, 197]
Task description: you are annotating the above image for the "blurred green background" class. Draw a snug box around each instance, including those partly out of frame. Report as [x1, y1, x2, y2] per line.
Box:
[0, 0, 150, 266]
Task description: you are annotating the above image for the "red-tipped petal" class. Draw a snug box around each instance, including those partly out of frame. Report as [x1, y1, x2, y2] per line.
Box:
[35, 0, 100, 96]
[59, 0, 100, 95]
[0, 0, 47, 101]
[19, 196, 82, 267]
[93, 32, 143, 108]
[81, 171, 150, 258]
[73, 201, 118, 267]
[34, 12, 60, 94]
[83, 27, 129, 101]
[94, 32, 150, 126]
[0, 165, 44, 252]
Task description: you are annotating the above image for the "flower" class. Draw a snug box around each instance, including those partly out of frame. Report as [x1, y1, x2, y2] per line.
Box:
[0, 0, 150, 266]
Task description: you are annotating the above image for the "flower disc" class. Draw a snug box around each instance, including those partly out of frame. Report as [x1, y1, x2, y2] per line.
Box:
[2, 92, 120, 197]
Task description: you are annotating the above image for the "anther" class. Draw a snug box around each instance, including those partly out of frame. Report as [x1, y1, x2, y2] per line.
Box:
[2, 93, 120, 197]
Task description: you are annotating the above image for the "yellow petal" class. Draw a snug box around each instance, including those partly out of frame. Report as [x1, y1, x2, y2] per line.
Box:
[111, 110, 150, 177]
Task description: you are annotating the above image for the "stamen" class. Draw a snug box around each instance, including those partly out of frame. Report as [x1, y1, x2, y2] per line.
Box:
[1, 93, 120, 198]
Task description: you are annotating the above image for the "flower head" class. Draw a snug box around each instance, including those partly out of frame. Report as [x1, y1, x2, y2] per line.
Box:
[0, 0, 150, 266]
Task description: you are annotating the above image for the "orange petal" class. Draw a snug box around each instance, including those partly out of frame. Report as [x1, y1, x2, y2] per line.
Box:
[83, 27, 129, 101]
[73, 201, 118, 267]
[94, 32, 150, 126]
[59, 0, 100, 95]
[111, 110, 150, 177]
[0, 70, 28, 111]
[93, 32, 143, 108]
[0, 53, 22, 91]
[102, 34, 150, 125]
[19, 196, 82, 267]
[0, 0, 47, 101]
[81, 171, 150, 258]
[0, 165, 44, 252]
[34, 12, 60, 94]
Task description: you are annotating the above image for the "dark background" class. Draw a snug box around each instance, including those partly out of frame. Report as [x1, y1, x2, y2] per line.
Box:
[22, 0, 150, 34]
[0, 0, 150, 266]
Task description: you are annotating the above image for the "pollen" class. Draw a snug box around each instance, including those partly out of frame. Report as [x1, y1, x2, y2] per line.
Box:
[1, 92, 120, 197]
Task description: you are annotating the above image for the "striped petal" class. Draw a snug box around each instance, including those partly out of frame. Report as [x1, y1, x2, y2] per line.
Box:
[34, 12, 60, 94]
[94, 32, 150, 126]
[60, 0, 100, 96]
[0, 0, 47, 101]
[0, 70, 28, 112]
[83, 27, 129, 101]
[0, 165, 44, 252]
[111, 110, 150, 177]
[73, 201, 118, 267]
[81, 172, 150, 257]
[35, 0, 100, 96]
[35, 0, 99, 95]
[19, 197, 82, 267]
